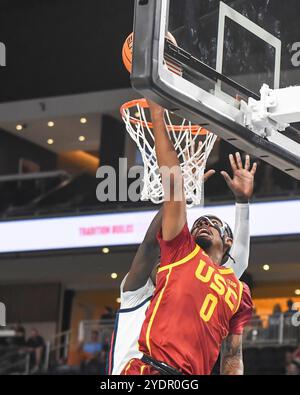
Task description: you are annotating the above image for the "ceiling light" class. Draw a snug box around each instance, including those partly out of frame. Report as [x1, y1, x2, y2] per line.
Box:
[263, 265, 270, 271]
[16, 124, 23, 131]
[47, 121, 55, 128]
[80, 117, 87, 124]
[47, 139, 54, 145]
[295, 289, 300, 296]
[111, 273, 118, 280]
[102, 247, 110, 254]
[78, 135, 86, 142]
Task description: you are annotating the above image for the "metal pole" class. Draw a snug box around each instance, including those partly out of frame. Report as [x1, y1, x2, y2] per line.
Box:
[64, 332, 70, 360]
[279, 313, 284, 345]
[25, 353, 30, 375]
[78, 321, 84, 342]
[44, 340, 51, 372]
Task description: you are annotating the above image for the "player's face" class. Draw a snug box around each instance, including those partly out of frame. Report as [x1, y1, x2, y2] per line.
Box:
[191, 216, 224, 252]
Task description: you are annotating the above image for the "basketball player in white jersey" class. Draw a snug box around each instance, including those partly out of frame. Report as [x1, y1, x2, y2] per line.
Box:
[108, 152, 256, 375]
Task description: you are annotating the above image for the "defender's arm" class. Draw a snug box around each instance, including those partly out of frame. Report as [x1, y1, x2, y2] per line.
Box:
[222, 153, 257, 277]
[123, 208, 163, 292]
[225, 203, 250, 278]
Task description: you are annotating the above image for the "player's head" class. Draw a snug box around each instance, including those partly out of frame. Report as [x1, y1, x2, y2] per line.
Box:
[191, 215, 233, 265]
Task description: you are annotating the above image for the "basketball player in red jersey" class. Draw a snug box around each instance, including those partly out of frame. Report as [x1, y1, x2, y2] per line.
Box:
[121, 100, 257, 376]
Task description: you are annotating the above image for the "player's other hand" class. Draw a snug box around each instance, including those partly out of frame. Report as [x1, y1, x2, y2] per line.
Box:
[221, 152, 257, 203]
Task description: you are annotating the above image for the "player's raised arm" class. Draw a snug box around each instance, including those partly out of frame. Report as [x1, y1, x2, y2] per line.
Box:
[220, 334, 244, 375]
[123, 208, 163, 292]
[148, 100, 186, 241]
[222, 153, 257, 278]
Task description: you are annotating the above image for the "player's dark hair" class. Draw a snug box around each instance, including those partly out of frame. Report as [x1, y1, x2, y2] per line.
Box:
[222, 250, 236, 266]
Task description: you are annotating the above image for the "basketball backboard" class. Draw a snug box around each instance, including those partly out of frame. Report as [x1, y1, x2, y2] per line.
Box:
[131, 0, 300, 179]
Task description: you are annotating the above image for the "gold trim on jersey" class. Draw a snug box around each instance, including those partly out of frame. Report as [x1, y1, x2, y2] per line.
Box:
[124, 359, 134, 375]
[218, 268, 234, 275]
[146, 268, 172, 355]
[157, 245, 200, 273]
[157, 244, 235, 275]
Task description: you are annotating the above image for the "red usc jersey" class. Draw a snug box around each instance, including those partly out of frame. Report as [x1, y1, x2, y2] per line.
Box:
[131, 223, 253, 375]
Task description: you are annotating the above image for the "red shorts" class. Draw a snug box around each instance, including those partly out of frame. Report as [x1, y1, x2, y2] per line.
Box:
[121, 358, 161, 375]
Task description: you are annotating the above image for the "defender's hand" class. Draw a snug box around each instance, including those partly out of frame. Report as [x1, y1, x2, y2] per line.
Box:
[204, 169, 216, 182]
[221, 153, 257, 203]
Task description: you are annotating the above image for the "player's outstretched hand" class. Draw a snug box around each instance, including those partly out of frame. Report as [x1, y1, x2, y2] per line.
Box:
[221, 152, 257, 203]
[147, 99, 164, 119]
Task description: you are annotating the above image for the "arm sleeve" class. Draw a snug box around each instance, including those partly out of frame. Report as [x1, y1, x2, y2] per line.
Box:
[157, 223, 196, 268]
[224, 203, 250, 279]
[229, 283, 253, 335]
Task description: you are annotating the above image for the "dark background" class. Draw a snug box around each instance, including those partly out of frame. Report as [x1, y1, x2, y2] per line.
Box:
[0, 0, 134, 102]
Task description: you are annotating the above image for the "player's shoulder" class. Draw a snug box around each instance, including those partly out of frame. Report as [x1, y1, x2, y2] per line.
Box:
[239, 282, 253, 309]
[157, 222, 192, 244]
[240, 281, 251, 295]
[157, 222, 198, 267]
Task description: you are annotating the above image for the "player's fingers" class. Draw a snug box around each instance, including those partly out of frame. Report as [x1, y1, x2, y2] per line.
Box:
[251, 162, 258, 175]
[244, 154, 251, 171]
[235, 152, 243, 169]
[229, 154, 238, 172]
[203, 169, 216, 182]
[221, 171, 233, 187]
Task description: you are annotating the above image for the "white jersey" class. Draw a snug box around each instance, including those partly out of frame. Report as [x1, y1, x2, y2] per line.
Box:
[108, 274, 155, 375]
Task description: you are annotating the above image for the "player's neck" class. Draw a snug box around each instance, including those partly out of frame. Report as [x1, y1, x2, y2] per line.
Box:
[205, 247, 223, 266]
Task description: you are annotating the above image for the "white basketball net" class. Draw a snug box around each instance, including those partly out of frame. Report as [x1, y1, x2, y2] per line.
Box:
[121, 99, 217, 208]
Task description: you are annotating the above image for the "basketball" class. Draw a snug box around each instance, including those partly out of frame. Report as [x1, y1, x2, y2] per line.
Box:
[122, 31, 182, 75]
[122, 32, 133, 73]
